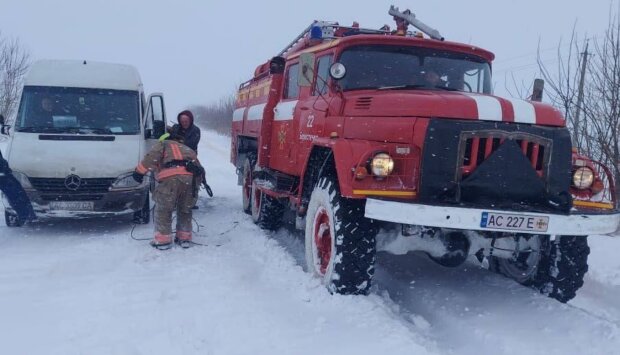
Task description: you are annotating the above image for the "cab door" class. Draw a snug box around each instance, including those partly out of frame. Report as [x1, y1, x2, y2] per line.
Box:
[270, 61, 301, 174]
[297, 54, 333, 165]
[143, 93, 167, 154]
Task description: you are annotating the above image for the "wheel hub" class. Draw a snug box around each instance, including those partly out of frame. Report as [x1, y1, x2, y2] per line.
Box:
[313, 207, 332, 275]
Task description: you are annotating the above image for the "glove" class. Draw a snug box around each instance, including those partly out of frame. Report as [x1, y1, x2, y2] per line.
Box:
[132, 171, 144, 183]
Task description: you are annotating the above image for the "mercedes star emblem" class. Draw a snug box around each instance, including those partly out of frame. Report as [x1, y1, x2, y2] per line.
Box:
[64, 174, 82, 191]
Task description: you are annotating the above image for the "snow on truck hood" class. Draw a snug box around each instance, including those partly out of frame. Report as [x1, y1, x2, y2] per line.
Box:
[7, 133, 141, 178]
[344, 91, 566, 127]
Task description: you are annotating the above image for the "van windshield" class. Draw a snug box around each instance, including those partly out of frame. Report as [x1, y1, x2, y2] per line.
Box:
[16, 86, 140, 134]
[338, 45, 492, 94]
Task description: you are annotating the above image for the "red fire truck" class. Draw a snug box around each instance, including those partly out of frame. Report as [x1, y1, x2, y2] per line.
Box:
[231, 6, 620, 302]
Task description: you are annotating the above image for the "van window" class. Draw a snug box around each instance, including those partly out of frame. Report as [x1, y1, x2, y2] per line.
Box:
[284, 63, 299, 99]
[313, 55, 333, 96]
[15, 86, 140, 134]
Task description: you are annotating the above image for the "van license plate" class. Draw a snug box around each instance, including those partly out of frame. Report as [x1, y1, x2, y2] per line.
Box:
[50, 201, 94, 211]
[480, 212, 549, 232]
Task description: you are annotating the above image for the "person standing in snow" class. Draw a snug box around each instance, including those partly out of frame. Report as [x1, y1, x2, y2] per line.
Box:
[168, 110, 201, 154]
[168, 109, 202, 209]
[132, 132, 204, 249]
[0, 150, 36, 225]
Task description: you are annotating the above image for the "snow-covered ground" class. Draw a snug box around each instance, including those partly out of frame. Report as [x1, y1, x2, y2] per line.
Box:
[1, 131, 620, 355]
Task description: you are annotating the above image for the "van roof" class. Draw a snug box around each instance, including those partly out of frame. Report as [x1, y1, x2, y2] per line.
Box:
[24, 60, 143, 91]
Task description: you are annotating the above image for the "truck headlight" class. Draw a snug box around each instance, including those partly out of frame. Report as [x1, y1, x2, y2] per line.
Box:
[573, 167, 594, 189]
[11, 171, 33, 189]
[111, 172, 146, 190]
[370, 153, 394, 177]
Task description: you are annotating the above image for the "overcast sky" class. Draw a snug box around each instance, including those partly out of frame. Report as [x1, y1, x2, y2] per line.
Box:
[0, 0, 616, 116]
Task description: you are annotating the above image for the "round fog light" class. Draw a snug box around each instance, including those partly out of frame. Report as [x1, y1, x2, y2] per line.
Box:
[371, 153, 394, 177]
[573, 167, 594, 189]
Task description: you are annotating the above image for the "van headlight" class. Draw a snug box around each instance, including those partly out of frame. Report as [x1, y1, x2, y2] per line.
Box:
[11, 171, 33, 189]
[111, 172, 146, 190]
[573, 167, 594, 189]
[370, 153, 394, 177]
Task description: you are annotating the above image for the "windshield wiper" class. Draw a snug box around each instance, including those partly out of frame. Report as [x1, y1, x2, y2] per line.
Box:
[74, 127, 113, 134]
[431, 86, 459, 92]
[377, 84, 428, 90]
[377, 84, 460, 92]
[17, 126, 66, 133]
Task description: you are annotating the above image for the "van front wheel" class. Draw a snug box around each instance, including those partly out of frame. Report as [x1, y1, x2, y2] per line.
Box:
[5, 210, 24, 227]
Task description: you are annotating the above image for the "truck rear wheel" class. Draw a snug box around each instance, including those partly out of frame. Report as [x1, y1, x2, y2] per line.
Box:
[250, 182, 285, 230]
[241, 156, 255, 215]
[305, 176, 377, 295]
[489, 235, 589, 303]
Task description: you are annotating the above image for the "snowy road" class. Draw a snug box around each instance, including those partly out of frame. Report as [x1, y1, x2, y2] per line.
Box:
[1, 132, 619, 355]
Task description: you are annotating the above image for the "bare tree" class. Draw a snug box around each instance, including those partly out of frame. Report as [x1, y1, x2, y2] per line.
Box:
[537, 24, 590, 152]
[582, 11, 620, 192]
[0, 32, 30, 123]
[190, 92, 236, 135]
[538, 7, 620, 197]
[504, 71, 535, 100]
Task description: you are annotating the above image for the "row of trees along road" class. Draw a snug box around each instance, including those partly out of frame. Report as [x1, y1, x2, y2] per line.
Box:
[0, 31, 29, 124]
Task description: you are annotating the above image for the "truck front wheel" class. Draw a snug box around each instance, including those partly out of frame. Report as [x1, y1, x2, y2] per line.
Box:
[305, 176, 377, 295]
[489, 235, 589, 303]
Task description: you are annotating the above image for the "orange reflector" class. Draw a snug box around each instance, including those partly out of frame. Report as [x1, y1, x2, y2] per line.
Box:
[573, 200, 615, 210]
[354, 166, 368, 180]
[353, 190, 416, 197]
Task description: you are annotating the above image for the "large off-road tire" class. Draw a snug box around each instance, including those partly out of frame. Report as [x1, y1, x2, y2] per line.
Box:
[251, 180, 285, 230]
[305, 176, 378, 295]
[5, 210, 24, 227]
[241, 155, 255, 215]
[489, 235, 589, 303]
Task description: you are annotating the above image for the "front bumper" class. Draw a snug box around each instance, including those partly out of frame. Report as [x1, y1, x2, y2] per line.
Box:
[365, 198, 620, 236]
[4, 187, 148, 219]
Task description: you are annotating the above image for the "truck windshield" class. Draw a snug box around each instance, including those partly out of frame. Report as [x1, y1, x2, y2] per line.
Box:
[338, 45, 492, 94]
[15, 86, 140, 134]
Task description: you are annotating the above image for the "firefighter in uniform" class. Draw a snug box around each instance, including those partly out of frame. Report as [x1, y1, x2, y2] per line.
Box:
[132, 132, 204, 249]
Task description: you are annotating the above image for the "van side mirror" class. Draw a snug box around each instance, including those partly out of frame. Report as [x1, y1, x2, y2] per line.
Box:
[0, 114, 4, 126]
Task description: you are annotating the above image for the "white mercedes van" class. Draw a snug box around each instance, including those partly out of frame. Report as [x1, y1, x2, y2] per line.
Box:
[2, 60, 167, 226]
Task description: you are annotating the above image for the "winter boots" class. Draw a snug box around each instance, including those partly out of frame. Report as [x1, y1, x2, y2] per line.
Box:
[174, 230, 192, 248]
[150, 232, 172, 250]
[151, 231, 192, 249]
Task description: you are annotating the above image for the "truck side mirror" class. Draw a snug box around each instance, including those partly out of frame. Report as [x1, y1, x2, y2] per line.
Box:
[532, 79, 544, 102]
[270, 56, 286, 74]
[329, 62, 347, 80]
[298, 52, 315, 87]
